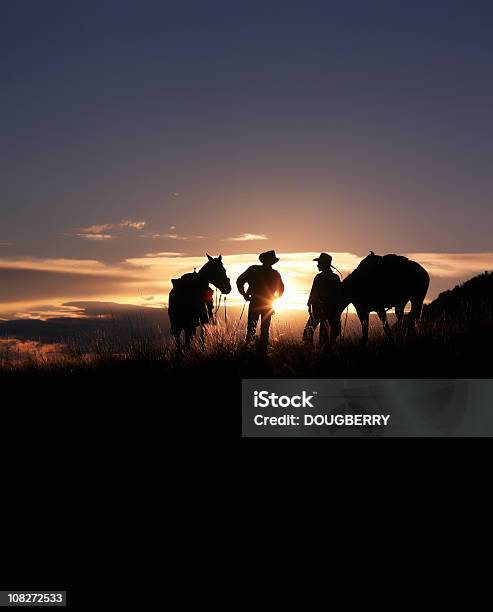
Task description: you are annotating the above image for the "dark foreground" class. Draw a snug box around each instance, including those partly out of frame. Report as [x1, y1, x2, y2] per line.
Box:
[1, 321, 492, 609]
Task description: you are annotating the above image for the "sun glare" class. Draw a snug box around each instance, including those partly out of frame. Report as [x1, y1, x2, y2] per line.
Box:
[273, 283, 307, 311]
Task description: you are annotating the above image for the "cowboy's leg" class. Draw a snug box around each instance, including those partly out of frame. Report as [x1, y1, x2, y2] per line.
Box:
[329, 314, 341, 343]
[246, 304, 259, 343]
[302, 314, 318, 344]
[319, 319, 330, 347]
[259, 308, 273, 351]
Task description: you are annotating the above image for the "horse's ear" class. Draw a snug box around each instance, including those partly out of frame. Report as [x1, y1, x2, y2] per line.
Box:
[206, 253, 213, 261]
[218, 254, 222, 261]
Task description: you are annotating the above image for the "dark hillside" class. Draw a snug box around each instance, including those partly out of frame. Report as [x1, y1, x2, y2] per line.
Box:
[424, 271, 493, 321]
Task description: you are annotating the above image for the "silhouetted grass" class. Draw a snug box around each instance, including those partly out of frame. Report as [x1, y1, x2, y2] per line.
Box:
[1, 310, 492, 381]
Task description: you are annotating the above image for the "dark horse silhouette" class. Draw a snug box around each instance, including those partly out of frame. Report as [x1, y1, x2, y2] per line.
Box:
[168, 253, 231, 348]
[335, 252, 430, 344]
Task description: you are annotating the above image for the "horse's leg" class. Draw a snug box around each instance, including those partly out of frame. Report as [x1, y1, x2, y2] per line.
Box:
[199, 306, 210, 347]
[174, 332, 182, 352]
[409, 298, 424, 333]
[184, 326, 196, 350]
[199, 324, 206, 348]
[378, 308, 392, 340]
[357, 309, 369, 345]
[394, 304, 405, 333]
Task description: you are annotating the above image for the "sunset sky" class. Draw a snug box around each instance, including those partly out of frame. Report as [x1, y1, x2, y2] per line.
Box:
[1, 2, 493, 318]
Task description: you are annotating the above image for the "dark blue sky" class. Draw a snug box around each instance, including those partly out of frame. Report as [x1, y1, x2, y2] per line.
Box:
[1, 0, 493, 262]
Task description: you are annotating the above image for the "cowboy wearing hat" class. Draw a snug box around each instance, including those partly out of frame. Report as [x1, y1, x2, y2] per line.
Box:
[236, 250, 284, 350]
[303, 253, 342, 347]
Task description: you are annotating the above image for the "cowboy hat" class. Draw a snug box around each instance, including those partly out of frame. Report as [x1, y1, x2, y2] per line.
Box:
[313, 252, 335, 268]
[259, 250, 280, 264]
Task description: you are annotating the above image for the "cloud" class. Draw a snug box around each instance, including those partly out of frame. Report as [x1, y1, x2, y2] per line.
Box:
[0, 257, 143, 318]
[62, 301, 164, 317]
[163, 233, 204, 241]
[404, 252, 493, 278]
[138, 233, 204, 241]
[0, 257, 113, 274]
[0, 267, 137, 303]
[138, 233, 162, 239]
[77, 219, 146, 240]
[143, 252, 184, 258]
[77, 233, 113, 241]
[119, 219, 146, 230]
[226, 233, 268, 242]
[79, 224, 113, 234]
[0, 242, 13, 247]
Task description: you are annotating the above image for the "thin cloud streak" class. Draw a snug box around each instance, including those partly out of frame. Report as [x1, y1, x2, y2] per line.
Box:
[144, 252, 184, 258]
[226, 233, 268, 241]
[138, 233, 204, 241]
[77, 233, 113, 241]
[0, 257, 116, 275]
[80, 224, 113, 234]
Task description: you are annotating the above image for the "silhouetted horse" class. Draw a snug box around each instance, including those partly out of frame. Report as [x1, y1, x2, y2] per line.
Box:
[168, 254, 231, 349]
[335, 252, 430, 344]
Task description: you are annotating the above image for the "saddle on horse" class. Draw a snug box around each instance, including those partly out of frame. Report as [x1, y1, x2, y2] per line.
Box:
[169, 273, 214, 335]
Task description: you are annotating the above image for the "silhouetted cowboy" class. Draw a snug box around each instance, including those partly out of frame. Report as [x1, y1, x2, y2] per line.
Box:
[303, 253, 342, 347]
[236, 250, 284, 350]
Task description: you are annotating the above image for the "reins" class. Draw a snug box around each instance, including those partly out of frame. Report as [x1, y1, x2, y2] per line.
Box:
[213, 287, 247, 335]
[331, 265, 349, 339]
[213, 288, 229, 329]
[233, 301, 246, 336]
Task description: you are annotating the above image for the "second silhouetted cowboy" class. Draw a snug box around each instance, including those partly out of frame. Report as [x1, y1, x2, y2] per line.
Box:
[236, 250, 284, 351]
[303, 253, 342, 347]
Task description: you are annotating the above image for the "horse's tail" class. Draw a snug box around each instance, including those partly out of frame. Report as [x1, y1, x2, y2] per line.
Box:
[410, 265, 430, 326]
[168, 287, 181, 335]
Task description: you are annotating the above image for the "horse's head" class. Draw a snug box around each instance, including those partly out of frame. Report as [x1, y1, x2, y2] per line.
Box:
[333, 253, 380, 316]
[202, 253, 232, 294]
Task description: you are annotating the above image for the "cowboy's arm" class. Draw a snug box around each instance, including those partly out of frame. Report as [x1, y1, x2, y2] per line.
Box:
[236, 269, 250, 299]
[307, 276, 319, 306]
[276, 273, 284, 298]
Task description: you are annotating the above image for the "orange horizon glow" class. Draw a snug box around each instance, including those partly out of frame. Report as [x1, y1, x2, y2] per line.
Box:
[1, 251, 493, 320]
